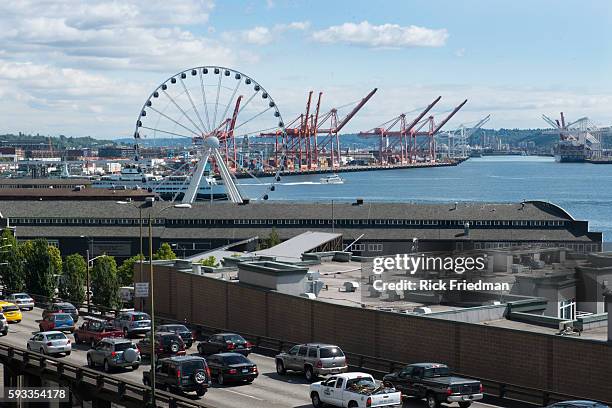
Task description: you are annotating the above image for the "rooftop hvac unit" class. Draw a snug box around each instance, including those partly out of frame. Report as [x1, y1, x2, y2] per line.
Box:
[342, 281, 359, 292]
[413, 306, 432, 314]
[300, 293, 316, 300]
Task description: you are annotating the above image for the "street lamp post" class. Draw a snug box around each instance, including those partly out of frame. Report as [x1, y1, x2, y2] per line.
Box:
[118, 201, 191, 408]
[80, 236, 94, 313]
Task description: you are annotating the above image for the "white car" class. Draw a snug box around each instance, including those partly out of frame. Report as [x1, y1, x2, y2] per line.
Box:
[27, 331, 72, 356]
[6, 293, 35, 310]
[310, 372, 402, 408]
[0, 313, 8, 336]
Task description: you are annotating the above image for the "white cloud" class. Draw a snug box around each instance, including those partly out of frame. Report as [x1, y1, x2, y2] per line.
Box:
[455, 48, 466, 57]
[312, 21, 448, 48]
[234, 21, 310, 45]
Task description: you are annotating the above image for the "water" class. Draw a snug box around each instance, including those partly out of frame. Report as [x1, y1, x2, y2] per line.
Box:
[241, 156, 612, 241]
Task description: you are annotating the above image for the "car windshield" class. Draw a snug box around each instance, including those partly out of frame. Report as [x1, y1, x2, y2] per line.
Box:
[46, 333, 66, 340]
[132, 314, 150, 321]
[58, 305, 76, 311]
[180, 360, 205, 375]
[2, 305, 19, 312]
[114, 342, 135, 351]
[161, 335, 181, 344]
[223, 355, 250, 365]
[346, 377, 376, 389]
[320, 347, 344, 358]
[14, 294, 29, 299]
[225, 334, 245, 343]
[423, 367, 451, 377]
[54, 314, 72, 321]
[167, 325, 188, 332]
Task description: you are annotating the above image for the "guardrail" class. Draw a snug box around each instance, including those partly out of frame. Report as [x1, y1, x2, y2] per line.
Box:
[23, 294, 612, 407]
[0, 343, 210, 408]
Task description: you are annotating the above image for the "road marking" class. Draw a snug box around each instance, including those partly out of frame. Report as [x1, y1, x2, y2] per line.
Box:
[223, 389, 264, 401]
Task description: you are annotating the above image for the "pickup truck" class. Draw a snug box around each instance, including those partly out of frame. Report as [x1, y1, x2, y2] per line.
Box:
[383, 363, 483, 408]
[310, 372, 401, 408]
[73, 318, 124, 347]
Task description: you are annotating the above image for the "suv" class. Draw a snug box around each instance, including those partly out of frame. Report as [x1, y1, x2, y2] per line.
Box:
[137, 331, 186, 358]
[42, 302, 78, 322]
[87, 338, 141, 373]
[143, 356, 211, 397]
[275, 343, 348, 381]
[113, 311, 151, 337]
[157, 324, 195, 349]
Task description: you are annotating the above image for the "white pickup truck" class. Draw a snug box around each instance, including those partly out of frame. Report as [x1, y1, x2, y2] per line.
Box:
[310, 372, 402, 408]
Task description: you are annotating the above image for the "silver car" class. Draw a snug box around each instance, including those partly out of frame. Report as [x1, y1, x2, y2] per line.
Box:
[275, 343, 348, 381]
[113, 311, 151, 337]
[87, 338, 141, 373]
[27, 331, 72, 356]
[6, 293, 35, 310]
[0, 313, 8, 336]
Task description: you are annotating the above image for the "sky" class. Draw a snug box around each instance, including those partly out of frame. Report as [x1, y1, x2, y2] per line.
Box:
[0, 0, 611, 139]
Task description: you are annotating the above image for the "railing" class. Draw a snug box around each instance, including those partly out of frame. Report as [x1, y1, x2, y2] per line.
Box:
[0, 343, 211, 408]
[24, 294, 612, 407]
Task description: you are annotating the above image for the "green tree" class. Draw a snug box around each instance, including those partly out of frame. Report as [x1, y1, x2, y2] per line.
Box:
[48, 245, 62, 276]
[91, 256, 121, 309]
[25, 238, 57, 298]
[153, 243, 176, 260]
[59, 254, 86, 304]
[117, 254, 144, 286]
[258, 228, 281, 250]
[0, 228, 25, 293]
[199, 256, 218, 267]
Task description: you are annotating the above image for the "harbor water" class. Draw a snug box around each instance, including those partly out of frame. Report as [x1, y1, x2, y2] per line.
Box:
[242, 156, 612, 241]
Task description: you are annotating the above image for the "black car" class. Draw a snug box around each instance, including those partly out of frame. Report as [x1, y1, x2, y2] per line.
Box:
[207, 353, 258, 385]
[547, 402, 609, 408]
[383, 363, 483, 408]
[157, 324, 194, 349]
[42, 302, 78, 323]
[143, 356, 211, 397]
[137, 332, 186, 358]
[197, 333, 252, 356]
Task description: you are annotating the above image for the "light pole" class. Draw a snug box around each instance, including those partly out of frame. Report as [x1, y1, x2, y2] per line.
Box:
[116, 201, 145, 303]
[118, 201, 191, 408]
[80, 236, 94, 313]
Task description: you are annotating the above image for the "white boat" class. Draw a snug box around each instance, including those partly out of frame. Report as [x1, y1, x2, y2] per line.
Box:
[92, 164, 226, 199]
[320, 174, 345, 184]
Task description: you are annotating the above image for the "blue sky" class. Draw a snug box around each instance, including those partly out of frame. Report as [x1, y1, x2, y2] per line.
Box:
[0, 0, 610, 138]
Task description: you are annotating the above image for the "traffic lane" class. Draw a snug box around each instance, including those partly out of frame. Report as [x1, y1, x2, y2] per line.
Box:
[1, 308, 313, 408]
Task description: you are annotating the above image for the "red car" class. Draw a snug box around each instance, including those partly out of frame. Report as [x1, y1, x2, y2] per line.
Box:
[74, 318, 124, 348]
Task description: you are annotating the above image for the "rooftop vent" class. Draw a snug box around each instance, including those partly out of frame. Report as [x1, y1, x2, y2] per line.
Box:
[354, 198, 364, 206]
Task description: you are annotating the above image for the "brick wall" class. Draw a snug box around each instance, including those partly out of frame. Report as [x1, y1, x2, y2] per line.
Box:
[137, 265, 612, 402]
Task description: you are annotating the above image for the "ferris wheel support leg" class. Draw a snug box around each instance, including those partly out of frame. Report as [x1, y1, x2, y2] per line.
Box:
[213, 148, 244, 204]
[182, 148, 211, 204]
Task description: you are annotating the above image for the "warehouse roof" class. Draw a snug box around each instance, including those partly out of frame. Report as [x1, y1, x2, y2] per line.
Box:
[0, 199, 578, 221]
[253, 231, 342, 261]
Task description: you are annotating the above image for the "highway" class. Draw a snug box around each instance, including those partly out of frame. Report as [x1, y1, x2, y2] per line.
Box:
[0, 307, 515, 408]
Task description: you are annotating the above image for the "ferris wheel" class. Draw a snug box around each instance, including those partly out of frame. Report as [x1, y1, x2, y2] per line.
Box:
[134, 66, 287, 203]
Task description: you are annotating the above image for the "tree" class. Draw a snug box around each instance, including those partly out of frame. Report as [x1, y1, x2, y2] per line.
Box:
[48, 245, 62, 276]
[59, 254, 86, 304]
[153, 243, 176, 260]
[91, 256, 121, 309]
[24, 239, 58, 299]
[0, 228, 25, 294]
[258, 228, 281, 250]
[199, 256, 218, 267]
[117, 254, 144, 286]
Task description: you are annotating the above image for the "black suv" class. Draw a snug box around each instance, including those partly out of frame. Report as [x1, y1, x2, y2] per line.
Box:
[137, 332, 186, 358]
[143, 356, 211, 397]
[157, 324, 194, 349]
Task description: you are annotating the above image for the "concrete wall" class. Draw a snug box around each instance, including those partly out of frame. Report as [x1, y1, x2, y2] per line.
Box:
[428, 304, 507, 323]
[136, 265, 612, 403]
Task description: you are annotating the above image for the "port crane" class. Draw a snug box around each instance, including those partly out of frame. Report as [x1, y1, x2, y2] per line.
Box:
[444, 114, 491, 158]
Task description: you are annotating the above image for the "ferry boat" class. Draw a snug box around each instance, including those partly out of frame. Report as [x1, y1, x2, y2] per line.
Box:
[320, 174, 344, 184]
[92, 165, 226, 199]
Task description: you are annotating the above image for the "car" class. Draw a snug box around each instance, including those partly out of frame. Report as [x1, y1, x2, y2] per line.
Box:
[547, 402, 609, 408]
[113, 311, 151, 337]
[0, 313, 8, 336]
[137, 331, 186, 358]
[27, 331, 72, 356]
[42, 302, 78, 323]
[157, 324, 195, 348]
[74, 317, 124, 347]
[383, 363, 483, 408]
[275, 343, 348, 382]
[143, 356, 211, 397]
[207, 352, 258, 385]
[5, 293, 35, 310]
[310, 372, 402, 408]
[39, 313, 75, 333]
[87, 338, 141, 373]
[197, 333, 252, 356]
[0, 301, 23, 323]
